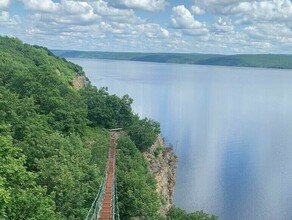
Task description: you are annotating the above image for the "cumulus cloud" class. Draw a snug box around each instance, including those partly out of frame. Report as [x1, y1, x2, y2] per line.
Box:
[0, 11, 19, 27]
[22, 1, 99, 26]
[233, 0, 292, 23]
[0, 0, 10, 10]
[244, 23, 292, 43]
[171, 5, 204, 29]
[7, 0, 172, 52]
[140, 23, 170, 38]
[92, 0, 132, 17]
[194, 0, 253, 14]
[21, 0, 60, 13]
[194, 0, 292, 22]
[114, 0, 167, 11]
[61, 0, 93, 15]
[60, 1, 98, 23]
[91, 0, 142, 23]
[191, 5, 204, 15]
[0, 11, 9, 22]
[160, 27, 169, 37]
[212, 17, 234, 33]
[2, 0, 292, 53]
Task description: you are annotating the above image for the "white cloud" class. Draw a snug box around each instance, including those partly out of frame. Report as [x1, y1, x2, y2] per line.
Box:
[194, 0, 253, 14]
[92, 0, 132, 16]
[3, 0, 292, 53]
[0, 0, 10, 10]
[23, 1, 99, 26]
[21, 0, 60, 13]
[160, 27, 169, 37]
[244, 23, 292, 44]
[100, 21, 136, 35]
[233, 0, 292, 23]
[212, 17, 234, 33]
[0, 11, 9, 21]
[191, 5, 204, 15]
[91, 0, 142, 24]
[60, 1, 98, 23]
[61, 0, 92, 15]
[188, 0, 292, 53]
[114, 0, 167, 11]
[139, 23, 170, 38]
[195, 0, 292, 22]
[14, 0, 172, 52]
[171, 5, 204, 29]
[0, 11, 19, 26]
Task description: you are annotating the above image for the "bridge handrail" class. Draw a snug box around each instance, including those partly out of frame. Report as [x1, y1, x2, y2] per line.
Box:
[114, 168, 120, 220]
[85, 146, 111, 220]
[85, 134, 120, 220]
[85, 170, 107, 220]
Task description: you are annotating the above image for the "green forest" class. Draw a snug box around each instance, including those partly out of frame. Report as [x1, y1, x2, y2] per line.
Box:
[0, 36, 217, 220]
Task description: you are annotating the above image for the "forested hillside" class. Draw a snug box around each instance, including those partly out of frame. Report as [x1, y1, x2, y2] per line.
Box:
[0, 36, 217, 220]
[0, 36, 109, 219]
[0, 36, 161, 219]
[53, 50, 292, 69]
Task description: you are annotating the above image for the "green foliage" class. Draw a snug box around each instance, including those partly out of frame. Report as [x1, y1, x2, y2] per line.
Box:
[0, 126, 60, 220]
[0, 37, 109, 219]
[116, 136, 162, 219]
[36, 134, 102, 219]
[0, 36, 88, 134]
[167, 207, 218, 220]
[154, 146, 164, 157]
[128, 116, 160, 151]
[79, 86, 133, 129]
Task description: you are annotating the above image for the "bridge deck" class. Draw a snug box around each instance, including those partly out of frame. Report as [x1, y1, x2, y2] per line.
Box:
[98, 137, 116, 220]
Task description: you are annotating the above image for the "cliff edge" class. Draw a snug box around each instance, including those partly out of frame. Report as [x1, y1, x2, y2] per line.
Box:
[143, 136, 178, 215]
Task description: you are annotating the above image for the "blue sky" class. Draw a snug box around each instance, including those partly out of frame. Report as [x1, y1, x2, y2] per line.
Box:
[1, 0, 292, 54]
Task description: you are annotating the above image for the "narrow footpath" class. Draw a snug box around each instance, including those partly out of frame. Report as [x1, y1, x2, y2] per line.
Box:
[98, 136, 116, 220]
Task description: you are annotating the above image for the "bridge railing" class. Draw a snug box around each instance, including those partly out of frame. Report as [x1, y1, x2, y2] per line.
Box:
[111, 146, 120, 220]
[85, 134, 120, 220]
[85, 143, 111, 220]
[85, 170, 107, 220]
[113, 168, 120, 220]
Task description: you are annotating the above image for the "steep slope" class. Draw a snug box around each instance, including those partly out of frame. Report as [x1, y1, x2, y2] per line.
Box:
[0, 36, 109, 219]
[0, 36, 164, 219]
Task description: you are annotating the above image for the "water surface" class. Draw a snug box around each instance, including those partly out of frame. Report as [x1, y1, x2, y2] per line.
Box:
[69, 58, 292, 220]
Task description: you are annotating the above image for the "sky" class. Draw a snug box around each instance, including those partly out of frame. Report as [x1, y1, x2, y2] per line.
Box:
[1, 0, 292, 54]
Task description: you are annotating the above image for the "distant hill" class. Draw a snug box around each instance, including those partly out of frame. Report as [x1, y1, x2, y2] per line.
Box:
[52, 50, 292, 69]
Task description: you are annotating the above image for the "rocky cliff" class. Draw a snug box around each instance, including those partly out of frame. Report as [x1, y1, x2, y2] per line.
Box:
[71, 75, 87, 89]
[143, 136, 178, 215]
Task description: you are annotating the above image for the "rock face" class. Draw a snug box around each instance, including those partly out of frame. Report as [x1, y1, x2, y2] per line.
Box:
[143, 136, 178, 215]
[71, 75, 87, 89]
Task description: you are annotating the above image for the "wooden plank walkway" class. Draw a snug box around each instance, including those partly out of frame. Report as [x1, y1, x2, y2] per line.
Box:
[98, 137, 116, 220]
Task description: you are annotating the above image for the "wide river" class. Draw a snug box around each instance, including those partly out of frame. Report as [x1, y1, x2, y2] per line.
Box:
[69, 58, 292, 220]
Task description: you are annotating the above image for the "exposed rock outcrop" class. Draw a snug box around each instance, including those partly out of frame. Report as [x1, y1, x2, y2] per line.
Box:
[71, 75, 87, 89]
[143, 136, 178, 215]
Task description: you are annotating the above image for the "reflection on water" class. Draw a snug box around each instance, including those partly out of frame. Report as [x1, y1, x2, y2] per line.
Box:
[69, 58, 292, 220]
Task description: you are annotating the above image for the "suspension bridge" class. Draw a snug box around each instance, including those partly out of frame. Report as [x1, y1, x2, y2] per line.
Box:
[85, 132, 120, 220]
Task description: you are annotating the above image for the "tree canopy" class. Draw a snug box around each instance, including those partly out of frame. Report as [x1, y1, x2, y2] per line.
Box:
[167, 207, 218, 220]
[0, 36, 109, 219]
[116, 136, 163, 220]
